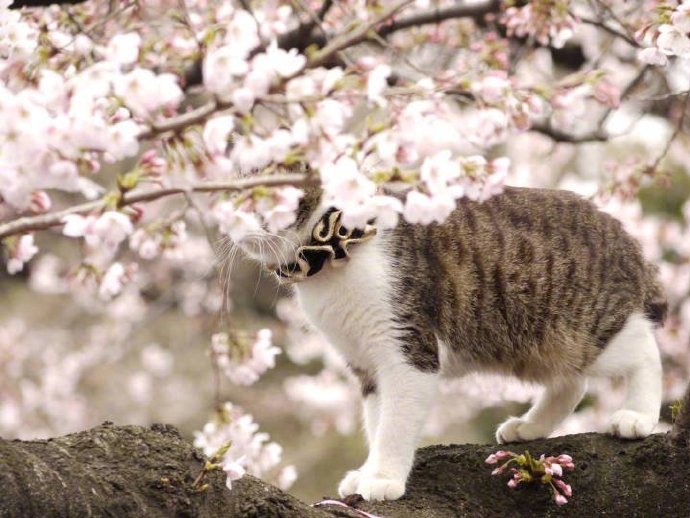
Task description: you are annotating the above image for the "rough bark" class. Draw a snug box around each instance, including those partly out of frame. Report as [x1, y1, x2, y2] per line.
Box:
[0, 422, 327, 518]
[671, 378, 690, 448]
[2, 422, 690, 517]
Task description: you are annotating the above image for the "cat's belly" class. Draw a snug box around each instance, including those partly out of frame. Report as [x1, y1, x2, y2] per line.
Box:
[437, 338, 514, 379]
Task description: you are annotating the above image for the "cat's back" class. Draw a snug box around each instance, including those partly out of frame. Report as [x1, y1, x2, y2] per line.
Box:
[386, 186, 665, 380]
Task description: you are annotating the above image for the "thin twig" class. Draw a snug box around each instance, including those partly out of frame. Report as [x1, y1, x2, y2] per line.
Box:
[308, 0, 414, 67]
[579, 16, 639, 48]
[648, 91, 690, 173]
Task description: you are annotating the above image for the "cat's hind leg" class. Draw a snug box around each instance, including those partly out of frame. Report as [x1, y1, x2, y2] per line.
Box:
[587, 312, 662, 439]
[496, 377, 587, 444]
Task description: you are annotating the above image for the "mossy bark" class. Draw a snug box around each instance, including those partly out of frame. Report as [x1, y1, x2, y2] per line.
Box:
[2, 422, 690, 517]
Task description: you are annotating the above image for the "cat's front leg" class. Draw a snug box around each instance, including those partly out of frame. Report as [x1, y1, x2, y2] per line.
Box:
[337, 391, 379, 497]
[339, 360, 439, 501]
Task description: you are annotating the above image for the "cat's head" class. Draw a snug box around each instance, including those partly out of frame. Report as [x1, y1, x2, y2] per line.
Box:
[233, 185, 326, 269]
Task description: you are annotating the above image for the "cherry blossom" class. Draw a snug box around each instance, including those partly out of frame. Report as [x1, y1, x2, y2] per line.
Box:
[6, 234, 38, 274]
[487, 450, 575, 506]
[657, 24, 690, 57]
[203, 116, 236, 156]
[193, 402, 292, 491]
[403, 190, 455, 225]
[214, 200, 262, 242]
[104, 33, 141, 66]
[113, 69, 184, 118]
[210, 330, 280, 386]
[367, 63, 392, 107]
[672, 3, 690, 33]
[99, 262, 128, 300]
[255, 186, 304, 233]
[639, 47, 668, 66]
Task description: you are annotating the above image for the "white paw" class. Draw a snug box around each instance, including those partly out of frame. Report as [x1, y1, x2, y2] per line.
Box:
[355, 473, 406, 501]
[609, 410, 656, 439]
[496, 417, 550, 444]
[338, 469, 363, 498]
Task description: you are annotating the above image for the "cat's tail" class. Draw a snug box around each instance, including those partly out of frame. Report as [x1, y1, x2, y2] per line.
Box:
[643, 264, 668, 327]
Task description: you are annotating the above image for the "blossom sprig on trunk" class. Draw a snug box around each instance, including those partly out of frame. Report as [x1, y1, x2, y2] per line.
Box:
[193, 402, 296, 492]
[486, 450, 575, 506]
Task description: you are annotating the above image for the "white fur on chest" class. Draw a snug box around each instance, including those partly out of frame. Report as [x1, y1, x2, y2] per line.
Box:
[294, 235, 396, 369]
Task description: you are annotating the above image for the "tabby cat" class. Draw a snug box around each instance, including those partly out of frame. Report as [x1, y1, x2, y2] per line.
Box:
[233, 185, 666, 501]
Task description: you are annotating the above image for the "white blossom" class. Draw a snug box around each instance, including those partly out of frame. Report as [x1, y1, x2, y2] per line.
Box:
[203, 116, 235, 156]
[638, 47, 669, 66]
[657, 24, 690, 57]
[99, 262, 126, 300]
[113, 69, 183, 117]
[6, 235, 38, 275]
[214, 201, 262, 242]
[366, 63, 391, 106]
[104, 32, 141, 66]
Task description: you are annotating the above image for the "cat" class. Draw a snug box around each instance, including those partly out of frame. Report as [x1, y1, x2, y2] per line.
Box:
[233, 184, 666, 501]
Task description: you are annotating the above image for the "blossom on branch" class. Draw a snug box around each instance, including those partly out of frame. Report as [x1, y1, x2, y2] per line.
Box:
[5, 234, 38, 274]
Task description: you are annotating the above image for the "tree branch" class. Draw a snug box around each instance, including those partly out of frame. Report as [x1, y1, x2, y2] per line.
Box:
[9, 0, 87, 6]
[579, 16, 639, 48]
[3, 422, 689, 516]
[139, 100, 225, 140]
[530, 123, 609, 144]
[0, 173, 318, 240]
[377, 0, 500, 38]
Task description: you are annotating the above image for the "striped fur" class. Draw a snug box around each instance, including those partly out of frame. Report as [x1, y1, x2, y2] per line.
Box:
[385, 187, 665, 381]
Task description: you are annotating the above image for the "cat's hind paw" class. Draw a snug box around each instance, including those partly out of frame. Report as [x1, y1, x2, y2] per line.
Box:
[609, 410, 656, 439]
[496, 416, 550, 444]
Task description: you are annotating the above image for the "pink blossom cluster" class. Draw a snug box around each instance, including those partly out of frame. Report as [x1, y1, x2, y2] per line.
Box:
[193, 402, 296, 491]
[486, 450, 575, 506]
[211, 330, 281, 386]
[502, 0, 578, 49]
[0, 317, 135, 439]
[638, 1, 690, 65]
[130, 221, 187, 261]
[470, 73, 544, 138]
[4, 234, 38, 274]
[212, 186, 304, 241]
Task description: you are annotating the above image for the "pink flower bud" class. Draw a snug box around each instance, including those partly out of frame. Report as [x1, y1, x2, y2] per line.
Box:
[507, 478, 519, 488]
[485, 454, 498, 464]
[30, 191, 52, 213]
[130, 206, 144, 223]
[554, 493, 568, 506]
[548, 463, 563, 477]
[491, 465, 506, 476]
[139, 149, 158, 164]
[554, 479, 573, 497]
[557, 454, 573, 463]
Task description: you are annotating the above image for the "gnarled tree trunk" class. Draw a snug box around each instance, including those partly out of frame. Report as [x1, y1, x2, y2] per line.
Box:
[2, 421, 690, 517]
